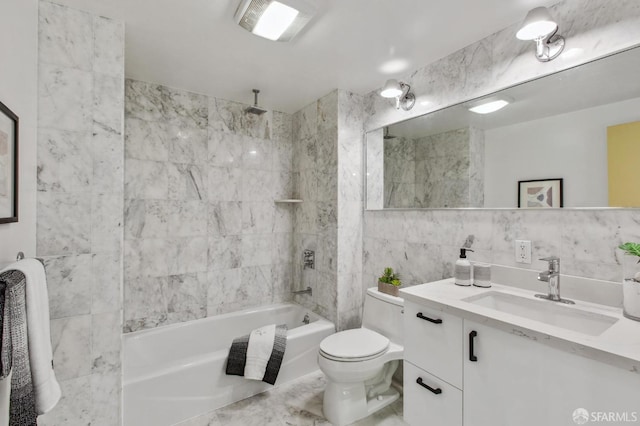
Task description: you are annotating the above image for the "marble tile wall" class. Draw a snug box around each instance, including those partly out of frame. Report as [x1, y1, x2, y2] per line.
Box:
[383, 137, 415, 208]
[291, 90, 364, 330]
[123, 80, 294, 332]
[36, 1, 124, 424]
[362, 0, 640, 296]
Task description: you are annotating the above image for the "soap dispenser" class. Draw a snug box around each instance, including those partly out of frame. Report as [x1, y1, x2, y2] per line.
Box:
[454, 248, 474, 286]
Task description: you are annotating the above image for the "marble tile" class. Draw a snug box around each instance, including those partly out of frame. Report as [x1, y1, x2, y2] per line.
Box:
[242, 136, 273, 170]
[272, 111, 293, 142]
[39, 64, 93, 132]
[208, 97, 272, 139]
[124, 275, 168, 321]
[91, 253, 122, 314]
[92, 128, 124, 194]
[90, 373, 121, 426]
[91, 311, 121, 374]
[124, 199, 169, 239]
[208, 236, 242, 271]
[206, 268, 241, 310]
[242, 201, 275, 234]
[125, 79, 165, 122]
[166, 200, 208, 237]
[242, 169, 274, 201]
[166, 237, 209, 275]
[165, 272, 208, 314]
[240, 265, 273, 304]
[208, 131, 243, 168]
[208, 167, 242, 201]
[167, 163, 206, 201]
[37, 128, 92, 193]
[93, 72, 124, 137]
[162, 85, 208, 129]
[167, 123, 208, 165]
[50, 315, 91, 380]
[38, 376, 92, 426]
[125, 118, 170, 162]
[38, 1, 92, 71]
[208, 201, 242, 236]
[44, 254, 93, 319]
[241, 234, 273, 267]
[93, 16, 125, 78]
[37, 192, 92, 256]
[91, 193, 123, 253]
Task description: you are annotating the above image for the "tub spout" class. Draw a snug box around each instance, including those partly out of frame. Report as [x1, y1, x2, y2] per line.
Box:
[292, 286, 312, 296]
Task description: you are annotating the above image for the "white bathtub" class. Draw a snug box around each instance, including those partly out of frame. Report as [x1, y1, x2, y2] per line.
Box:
[122, 303, 335, 426]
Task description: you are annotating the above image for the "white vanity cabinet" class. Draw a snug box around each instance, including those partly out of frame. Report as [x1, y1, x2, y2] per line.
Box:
[404, 300, 640, 426]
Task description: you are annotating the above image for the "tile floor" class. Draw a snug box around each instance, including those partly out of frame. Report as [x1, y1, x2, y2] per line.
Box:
[175, 371, 407, 426]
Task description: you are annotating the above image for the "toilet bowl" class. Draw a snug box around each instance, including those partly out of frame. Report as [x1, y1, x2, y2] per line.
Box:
[318, 288, 404, 425]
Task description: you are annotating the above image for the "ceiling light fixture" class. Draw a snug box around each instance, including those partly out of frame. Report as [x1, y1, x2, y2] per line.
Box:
[467, 97, 512, 114]
[234, 0, 316, 42]
[380, 79, 415, 111]
[516, 6, 565, 62]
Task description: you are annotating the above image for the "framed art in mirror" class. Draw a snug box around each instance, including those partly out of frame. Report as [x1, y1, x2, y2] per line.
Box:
[518, 178, 563, 208]
[0, 100, 18, 224]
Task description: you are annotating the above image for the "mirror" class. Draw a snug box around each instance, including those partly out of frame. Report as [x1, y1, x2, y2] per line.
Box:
[366, 46, 640, 210]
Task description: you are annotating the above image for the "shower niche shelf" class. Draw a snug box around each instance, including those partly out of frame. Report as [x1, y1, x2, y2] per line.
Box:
[275, 199, 303, 204]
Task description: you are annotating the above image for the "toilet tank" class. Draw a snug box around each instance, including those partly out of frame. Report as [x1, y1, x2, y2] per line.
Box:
[362, 288, 404, 344]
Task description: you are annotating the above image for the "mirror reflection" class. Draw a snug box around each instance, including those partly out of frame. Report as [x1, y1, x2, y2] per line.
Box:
[366, 46, 640, 210]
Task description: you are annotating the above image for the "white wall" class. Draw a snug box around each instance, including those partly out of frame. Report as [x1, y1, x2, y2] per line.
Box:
[484, 97, 640, 208]
[0, 0, 38, 263]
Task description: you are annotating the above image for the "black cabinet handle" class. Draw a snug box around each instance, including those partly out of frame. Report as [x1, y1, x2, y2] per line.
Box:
[416, 312, 443, 324]
[469, 330, 478, 362]
[416, 377, 442, 395]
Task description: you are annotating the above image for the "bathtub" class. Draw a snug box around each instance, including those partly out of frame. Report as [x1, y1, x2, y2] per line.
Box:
[122, 303, 335, 426]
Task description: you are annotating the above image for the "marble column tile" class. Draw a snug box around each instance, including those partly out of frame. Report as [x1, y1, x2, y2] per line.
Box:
[297, 169, 319, 201]
[316, 171, 337, 203]
[316, 234, 337, 274]
[272, 111, 293, 142]
[208, 236, 242, 271]
[93, 72, 124, 136]
[37, 192, 92, 256]
[38, 375, 92, 426]
[123, 239, 142, 281]
[125, 118, 170, 162]
[206, 268, 242, 311]
[273, 138, 293, 172]
[91, 311, 121, 374]
[293, 201, 317, 235]
[167, 163, 207, 201]
[166, 237, 209, 275]
[161, 85, 208, 129]
[93, 15, 124, 78]
[242, 169, 274, 201]
[125, 79, 165, 122]
[166, 200, 208, 237]
[208, 166, 241, 201]
[91, 253, 122, 314]
[208, 131, 243, 168]
[167, 124, 208, 165]
[90, 372, 121, 426]
[91, 193, 123, 253]
[92, 128, 124, 194]
[208, 201, 242, 236]
[241, 234, 273, 267]
[37, 128, 93, 193]
[50, 314, 91, 380]
[38, 1, 92, 71]
[316, 271, 338, 322]
[124, 159, 168, 200]
[208, 97, 272, 139]
[242, 136, 273, 171]
[44, 254, 92, 319]
[123, 276, 168, 321]
[165, 272, 208, 314]
[296, 100, 318, 141]
[240, 265, 273, 304]
[242, 201, 275, 234]
[39, 65, 93, 132]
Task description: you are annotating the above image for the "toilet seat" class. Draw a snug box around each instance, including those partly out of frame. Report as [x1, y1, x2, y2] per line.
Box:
[319, 328, 389, 362]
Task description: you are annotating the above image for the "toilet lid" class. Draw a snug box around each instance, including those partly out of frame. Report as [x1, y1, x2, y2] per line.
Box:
[320, 329, 389, 360]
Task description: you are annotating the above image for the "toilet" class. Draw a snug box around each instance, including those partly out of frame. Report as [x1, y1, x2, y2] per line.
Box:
[318, 288, 404, 425]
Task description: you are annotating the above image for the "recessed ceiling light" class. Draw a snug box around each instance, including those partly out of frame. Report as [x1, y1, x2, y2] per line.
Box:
[234, 0, 316, 42]
[468, 99, 511, 114]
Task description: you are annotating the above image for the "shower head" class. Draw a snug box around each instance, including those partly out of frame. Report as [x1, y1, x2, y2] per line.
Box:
[383, 126, 397, 140]
[245, 89, 267, 115]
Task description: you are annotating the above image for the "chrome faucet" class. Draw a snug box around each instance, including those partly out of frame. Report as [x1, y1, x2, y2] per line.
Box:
[292, 286, 312, 296]
[535, 256, 574, 304]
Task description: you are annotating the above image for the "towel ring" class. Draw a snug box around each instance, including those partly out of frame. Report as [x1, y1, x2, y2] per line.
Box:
[16, 252, 25, 261]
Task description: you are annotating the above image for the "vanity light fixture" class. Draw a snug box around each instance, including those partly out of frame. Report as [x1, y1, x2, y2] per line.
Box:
[380, 79, 415, 111]
[234, 0, 316, 42]
[467, 97, 512, 114]
[516, 6, 565, 62]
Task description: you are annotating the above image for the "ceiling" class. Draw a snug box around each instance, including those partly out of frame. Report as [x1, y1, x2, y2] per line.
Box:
[51, 0, 558, 113]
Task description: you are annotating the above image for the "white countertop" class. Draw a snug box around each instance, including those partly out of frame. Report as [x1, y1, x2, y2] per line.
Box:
[400, 279, 640, 374]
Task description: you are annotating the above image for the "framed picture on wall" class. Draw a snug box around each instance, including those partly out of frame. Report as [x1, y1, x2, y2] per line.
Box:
[0, 100, 18, 223]
[518, 178, 563, 208]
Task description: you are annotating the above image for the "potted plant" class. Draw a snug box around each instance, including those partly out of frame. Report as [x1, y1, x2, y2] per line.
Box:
[618, 242, 640, 321]
[378, 267, 402, 297]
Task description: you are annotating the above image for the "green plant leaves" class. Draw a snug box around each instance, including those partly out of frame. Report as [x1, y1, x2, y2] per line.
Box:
[379, 267, 402, 286]
[619, 242, 640, 257]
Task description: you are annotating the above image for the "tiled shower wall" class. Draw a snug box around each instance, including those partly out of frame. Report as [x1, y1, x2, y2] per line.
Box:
[362, 0, 640, 293]
[36, 1, 124, 424]
[292, 90, 364, 330]
[123, 80, 294, 332]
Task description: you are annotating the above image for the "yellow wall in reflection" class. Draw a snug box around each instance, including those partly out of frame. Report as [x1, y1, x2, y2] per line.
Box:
[608, 121, 640, 207]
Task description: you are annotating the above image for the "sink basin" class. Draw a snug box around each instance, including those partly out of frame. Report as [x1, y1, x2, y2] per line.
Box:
[463, 291, 618, 336]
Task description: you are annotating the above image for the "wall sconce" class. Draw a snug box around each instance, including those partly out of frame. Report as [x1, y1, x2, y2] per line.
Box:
[516, 6, 565, 62]
[380, 79, 415, 111]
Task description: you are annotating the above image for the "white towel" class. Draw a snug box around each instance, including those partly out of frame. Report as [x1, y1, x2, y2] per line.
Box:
[244, 324, 276, 381]
[0, 369, 10, 426]
[1, 259, 61, 414]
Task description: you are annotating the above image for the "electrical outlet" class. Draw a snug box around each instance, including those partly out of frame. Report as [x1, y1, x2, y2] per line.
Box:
[515, 240, 532, 264]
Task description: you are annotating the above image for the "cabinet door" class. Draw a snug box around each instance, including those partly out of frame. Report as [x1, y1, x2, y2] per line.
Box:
[404, 361, 462, 426]
[404, 301, 463, 388]
[463, 320, 640, 426]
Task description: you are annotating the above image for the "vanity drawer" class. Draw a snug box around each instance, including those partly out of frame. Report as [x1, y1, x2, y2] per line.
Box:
[404, 361, 462, 426]
[404, 301, 463, 389]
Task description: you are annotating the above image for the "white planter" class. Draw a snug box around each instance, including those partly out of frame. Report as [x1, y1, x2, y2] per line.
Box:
[622, 255, 640, 321]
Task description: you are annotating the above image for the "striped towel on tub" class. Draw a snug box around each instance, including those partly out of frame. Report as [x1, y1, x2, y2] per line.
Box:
[225, 324, 287, 385]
